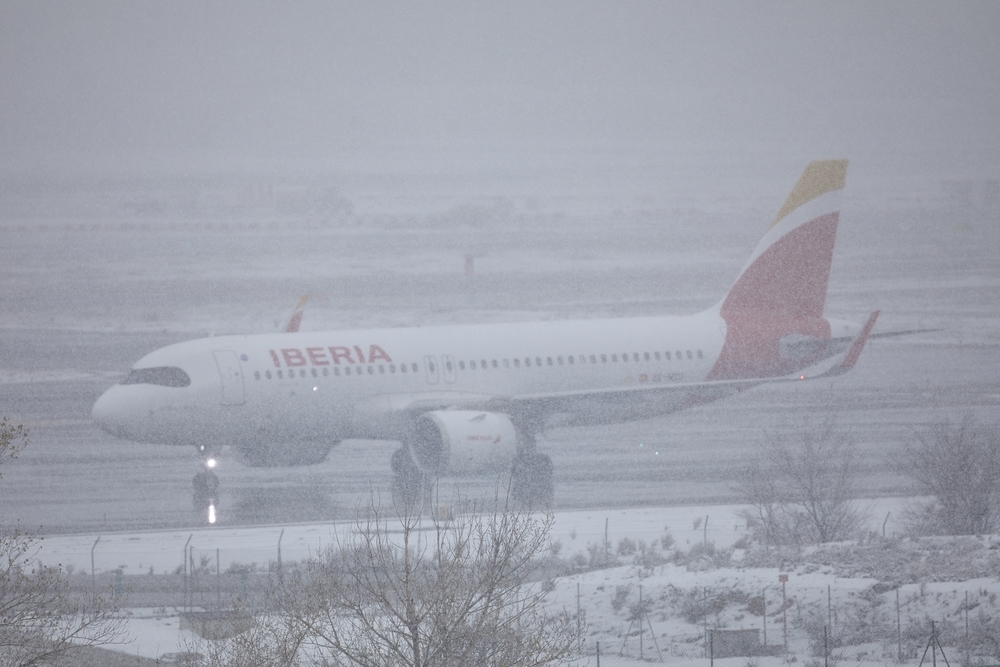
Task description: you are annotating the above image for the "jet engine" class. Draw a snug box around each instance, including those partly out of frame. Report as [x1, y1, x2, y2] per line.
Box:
[406, 411, 518, 475]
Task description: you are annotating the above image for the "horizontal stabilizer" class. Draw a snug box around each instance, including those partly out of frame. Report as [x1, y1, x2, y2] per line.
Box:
[819, 310, 879, 377]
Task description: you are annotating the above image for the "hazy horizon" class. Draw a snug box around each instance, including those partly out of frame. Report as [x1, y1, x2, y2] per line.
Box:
[2, 2, 998, 183]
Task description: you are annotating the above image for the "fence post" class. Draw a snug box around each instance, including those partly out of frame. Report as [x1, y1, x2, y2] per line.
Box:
[897, 587, 902, 662]
[576, 582, 582, 652]
[763, 587, 767, 646]
[277, 528, 284, 586]
[183, 534, 192, 611]
[91, 536, 100, 593]
[824, 626, 828, 667]
[596, 640, 600, 667]
[965, 590, 970, 665]
[710, 629, 714, 667]
[639, 585, 644, 660]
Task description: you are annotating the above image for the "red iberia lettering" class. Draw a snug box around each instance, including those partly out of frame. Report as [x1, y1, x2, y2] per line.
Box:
[269, 350, 281, 368]
[353, 345, 366, 363]
[282, 349, 307, 367]
[368, 344, 392, 363]
[328, 346, 354, 365]
[306, 347, 329, 365]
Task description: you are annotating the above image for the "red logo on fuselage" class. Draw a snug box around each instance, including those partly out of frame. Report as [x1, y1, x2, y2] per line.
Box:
[268, 344, 392, 368]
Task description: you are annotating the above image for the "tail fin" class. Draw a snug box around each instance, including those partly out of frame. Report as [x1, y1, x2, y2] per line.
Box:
[706, 161, 849, 381]
[285, 294, 309, 333]
[719, 160, 847, 319]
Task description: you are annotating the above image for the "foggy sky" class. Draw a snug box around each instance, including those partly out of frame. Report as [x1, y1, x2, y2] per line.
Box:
[2, 2, 998, 178]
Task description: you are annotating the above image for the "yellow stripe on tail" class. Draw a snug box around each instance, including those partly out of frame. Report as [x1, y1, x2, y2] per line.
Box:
[769, 159, 848, 230]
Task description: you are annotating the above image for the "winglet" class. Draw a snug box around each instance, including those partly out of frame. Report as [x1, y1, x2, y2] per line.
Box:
[821, 310, 879, 377]
[285, 294, 309, 333]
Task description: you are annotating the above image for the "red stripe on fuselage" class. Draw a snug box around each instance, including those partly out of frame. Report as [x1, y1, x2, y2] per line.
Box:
[707, 213, 838, 381]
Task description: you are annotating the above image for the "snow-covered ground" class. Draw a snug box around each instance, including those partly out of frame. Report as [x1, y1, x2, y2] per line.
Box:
[33, 498, 1000, 664]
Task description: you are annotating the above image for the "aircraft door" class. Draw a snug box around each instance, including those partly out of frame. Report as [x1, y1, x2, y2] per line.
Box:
[442, 355, 457, 384]
[424, 356, 439, 384]
[213, 350, 246, 406]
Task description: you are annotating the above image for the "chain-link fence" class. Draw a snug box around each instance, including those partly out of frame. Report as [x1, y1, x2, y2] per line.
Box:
[561, 582, 1000, 667]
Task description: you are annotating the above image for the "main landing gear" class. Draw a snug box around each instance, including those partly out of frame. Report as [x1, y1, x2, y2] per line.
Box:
[510, 430, 554, 510]
[193, 446, 220, 524]
[389, 437, 554, 514]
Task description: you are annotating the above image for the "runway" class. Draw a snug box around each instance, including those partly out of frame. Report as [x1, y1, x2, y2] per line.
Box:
[2, 185, 998, 534]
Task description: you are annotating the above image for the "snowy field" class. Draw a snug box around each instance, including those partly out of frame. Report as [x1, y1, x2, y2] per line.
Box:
[30, 498, 1000, 664]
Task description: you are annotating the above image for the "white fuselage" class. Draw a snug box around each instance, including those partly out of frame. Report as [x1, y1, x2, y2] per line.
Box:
[92, 311, 727, 451]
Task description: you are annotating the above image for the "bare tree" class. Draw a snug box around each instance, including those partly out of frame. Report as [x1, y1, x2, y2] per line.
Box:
[0, 418, 128, 667]
[737, 421, 867, 545]
[292, 488, 575, 667]
[0, 417, 28, 472]
[905, 416, 1000, 535]
[187, 600, 308, 667]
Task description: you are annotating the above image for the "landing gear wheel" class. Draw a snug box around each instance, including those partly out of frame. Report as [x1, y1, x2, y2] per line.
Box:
[193, 470, 219, 511]
[511, 452, 554, 510]
[391, 447, 427, 514]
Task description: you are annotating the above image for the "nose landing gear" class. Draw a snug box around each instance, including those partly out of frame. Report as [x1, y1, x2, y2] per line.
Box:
[193, 446, 220, 524]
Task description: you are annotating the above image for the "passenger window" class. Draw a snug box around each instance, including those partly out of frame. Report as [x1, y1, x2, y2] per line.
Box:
[379, 365, 385, 374]
[611, 354, 618, 362]
[482, 360, 488, 369]
[445, 360, 453, 372]
[654, 352, 661, 361]
[620, 353, 627, 362]
[389, 364, 395, 373]
[368, 366, 374, 374]
[697, 350, 704, 359]
[277, 370, 283, 379]
[503, 359, 510, 368]
[547, 357, 553, 366]
[334, 367, 340, 376]
[400, 364, 407, 373]
[665, 351, 671, 360]
[568, 356, 574, 364]
[590, 355, 597, 364]
[265, 370, 272, 379]
[557, 356, 563, 365]
[428, 361, 436, 372]
[344, 367, 350, 376]
[412, 363, 418, 372]
[676, 351, 682, 360]
[686, 350, 693, 360]
[514, 358, 520, 368]
[311, 368, 318, 377]
[459, 361, 466, 370]
[633, 353, 639, 362]
[491, 360, 497, 368]
[601, 354, 607, 363]
[644, 352, 650, 362]
[535, 357, 542, 367]
[254, 371, 260, 380]
[322, 368, 329, 376]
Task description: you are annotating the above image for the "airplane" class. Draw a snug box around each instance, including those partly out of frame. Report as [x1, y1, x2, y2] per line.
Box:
[91, 159, 880, 513]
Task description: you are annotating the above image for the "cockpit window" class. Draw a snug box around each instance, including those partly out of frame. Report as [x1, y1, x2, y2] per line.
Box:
[121, 367, 191, 387]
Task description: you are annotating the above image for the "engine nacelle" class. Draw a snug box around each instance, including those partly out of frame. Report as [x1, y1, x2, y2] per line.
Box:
[407, 411, 518, 476]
